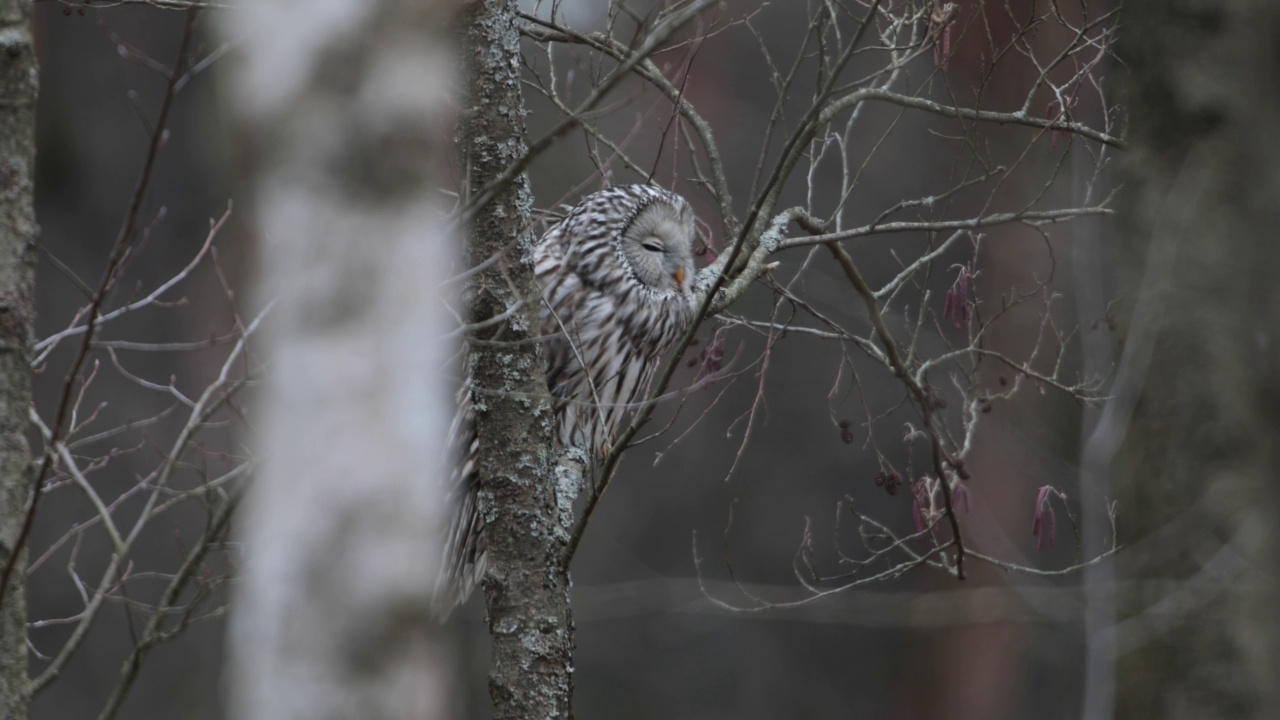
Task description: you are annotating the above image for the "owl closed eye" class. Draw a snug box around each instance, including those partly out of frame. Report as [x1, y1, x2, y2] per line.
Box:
[618, 199, 696, 294]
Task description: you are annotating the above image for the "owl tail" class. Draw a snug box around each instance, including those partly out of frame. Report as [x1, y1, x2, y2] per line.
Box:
[433, 375, 485, 620]
[434, 475, 486, 620]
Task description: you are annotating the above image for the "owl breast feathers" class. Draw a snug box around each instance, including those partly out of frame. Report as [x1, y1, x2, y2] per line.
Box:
[437, 185, 699, 615]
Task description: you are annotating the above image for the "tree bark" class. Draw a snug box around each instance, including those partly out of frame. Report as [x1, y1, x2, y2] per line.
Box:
[0, 1, 37, 718]
[459, 2, 576, 718]
[225, 2, 457, 718]
[1112, 1, 1280, 717]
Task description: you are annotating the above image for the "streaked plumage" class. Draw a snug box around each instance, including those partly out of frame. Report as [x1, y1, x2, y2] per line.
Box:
[437, 185, 698, 615]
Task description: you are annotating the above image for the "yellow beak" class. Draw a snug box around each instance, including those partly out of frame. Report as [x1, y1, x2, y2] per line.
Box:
[674, 266, 686, 288]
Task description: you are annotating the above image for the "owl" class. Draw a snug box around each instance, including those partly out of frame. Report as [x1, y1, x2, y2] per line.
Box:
[437, 184, 699, 615]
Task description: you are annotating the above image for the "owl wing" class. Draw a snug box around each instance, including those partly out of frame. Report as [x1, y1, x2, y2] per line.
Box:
[435, 230, 578, 616]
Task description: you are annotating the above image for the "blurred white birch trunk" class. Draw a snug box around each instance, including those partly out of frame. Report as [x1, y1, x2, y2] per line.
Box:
[224, 2, 458, 718]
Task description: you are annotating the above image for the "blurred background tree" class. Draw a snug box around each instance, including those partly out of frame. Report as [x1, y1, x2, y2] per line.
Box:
[1107, 0, 1280, 717]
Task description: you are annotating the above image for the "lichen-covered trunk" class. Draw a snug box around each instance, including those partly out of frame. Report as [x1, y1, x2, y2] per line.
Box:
[225, 2, 457, 717]
[1112, 1, 1280, 717]
[459, 1, 576, 718]
[0, 2, 37, 718]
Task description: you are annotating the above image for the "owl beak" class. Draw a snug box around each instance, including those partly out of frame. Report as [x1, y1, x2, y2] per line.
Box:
[674, 266, 686, 289]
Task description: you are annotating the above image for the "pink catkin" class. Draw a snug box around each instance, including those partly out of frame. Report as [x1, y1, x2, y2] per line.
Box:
[1032, 486, 1058, 550]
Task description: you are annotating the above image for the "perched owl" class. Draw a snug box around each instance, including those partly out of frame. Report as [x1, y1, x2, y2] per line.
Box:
[438, 184, 699, 615]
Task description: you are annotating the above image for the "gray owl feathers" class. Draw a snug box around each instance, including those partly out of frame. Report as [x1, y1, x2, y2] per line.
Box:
[438, 184, 699, 614]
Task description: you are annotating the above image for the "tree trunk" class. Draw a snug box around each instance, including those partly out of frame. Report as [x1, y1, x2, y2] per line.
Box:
[1112, 1, 1280, 717]
[0, 1, 37, 718]
[459, 2, 576, 717]
[224, 2, 458, 718]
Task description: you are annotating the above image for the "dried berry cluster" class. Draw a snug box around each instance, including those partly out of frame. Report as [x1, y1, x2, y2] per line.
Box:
[873, 469, 903, 496]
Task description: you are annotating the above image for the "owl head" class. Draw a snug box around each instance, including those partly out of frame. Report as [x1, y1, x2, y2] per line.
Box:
[614, 187, 697, 296]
